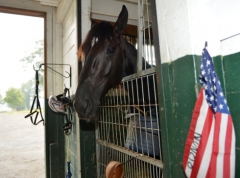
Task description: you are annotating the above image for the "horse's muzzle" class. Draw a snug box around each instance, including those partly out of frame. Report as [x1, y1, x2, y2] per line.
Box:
[73, 98, 97, 119]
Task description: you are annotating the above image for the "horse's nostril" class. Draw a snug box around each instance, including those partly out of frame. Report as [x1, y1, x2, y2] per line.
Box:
[85, 99, 92, 115]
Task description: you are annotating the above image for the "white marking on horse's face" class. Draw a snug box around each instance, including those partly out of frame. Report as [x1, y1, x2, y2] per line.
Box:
[91, 37, 98, 47]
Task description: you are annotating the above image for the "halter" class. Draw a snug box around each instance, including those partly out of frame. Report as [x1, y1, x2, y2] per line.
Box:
[25, 69, 44, 125]
[25, 63, 72, 125]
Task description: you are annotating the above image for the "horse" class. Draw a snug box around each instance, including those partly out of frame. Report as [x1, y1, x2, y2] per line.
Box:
[74, 5, 155, 121]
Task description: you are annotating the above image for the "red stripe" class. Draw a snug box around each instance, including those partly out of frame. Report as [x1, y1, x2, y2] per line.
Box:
[206, 113, 221, 178]
[182, 88, 204, 169]
[224, 114, 233, 177]
[190, 105, 214, 178]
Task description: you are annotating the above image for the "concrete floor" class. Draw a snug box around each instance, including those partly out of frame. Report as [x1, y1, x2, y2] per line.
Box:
[0, 112, 45, 178]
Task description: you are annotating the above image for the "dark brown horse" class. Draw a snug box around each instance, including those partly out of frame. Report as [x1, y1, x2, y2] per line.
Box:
[74, 5, 153, 121]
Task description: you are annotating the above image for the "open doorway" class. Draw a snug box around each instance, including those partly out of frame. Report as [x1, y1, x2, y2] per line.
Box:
[0, 8, 45, 177]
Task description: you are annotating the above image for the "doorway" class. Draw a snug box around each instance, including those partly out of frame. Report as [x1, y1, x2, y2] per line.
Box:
[0, 8, 45, 177]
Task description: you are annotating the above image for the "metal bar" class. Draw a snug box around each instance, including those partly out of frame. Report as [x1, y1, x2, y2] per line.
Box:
[37, 63, 72, 87]
[99, 104, 159, 108]
[96, 1, 162, 177]
[220, 32, 240, 42]
[90, 10, 137, 21]
[137, 0, 143, 72]
[96, 139, 164, 169]
[122, 67, 156, 81]
[145, 0, 154, 66]
[153, 74, 162, 160]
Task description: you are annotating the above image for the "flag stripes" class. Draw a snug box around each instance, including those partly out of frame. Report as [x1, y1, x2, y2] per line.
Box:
[182, 48, 236, 178]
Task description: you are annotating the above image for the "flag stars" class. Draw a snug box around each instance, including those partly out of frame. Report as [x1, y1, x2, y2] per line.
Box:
[199, 49, 232, 115]
[210, 86, 214, 92]
[206, 60, 211, 66]
[202, 70, 206, 75]
[219, 104, 223, 110]
[213, 77, 216, 83]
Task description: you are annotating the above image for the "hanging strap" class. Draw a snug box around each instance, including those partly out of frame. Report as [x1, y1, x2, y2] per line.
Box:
[25, 70, 44, 125]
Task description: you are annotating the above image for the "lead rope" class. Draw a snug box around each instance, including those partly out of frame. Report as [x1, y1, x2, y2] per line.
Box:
[66, 135, 72, 178]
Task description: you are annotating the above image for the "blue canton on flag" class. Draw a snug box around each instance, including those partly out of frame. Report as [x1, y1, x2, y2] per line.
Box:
[199, 48, 229, 114]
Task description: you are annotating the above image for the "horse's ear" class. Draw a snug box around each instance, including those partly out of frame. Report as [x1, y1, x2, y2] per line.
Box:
[114, 5, 128, 36]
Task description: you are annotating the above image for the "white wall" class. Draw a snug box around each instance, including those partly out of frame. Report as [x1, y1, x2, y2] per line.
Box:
[155, 0, 192, 63]
[81, 0, 92, 45]
[155, 0, 240, 63]
[61, 0, 78, 93]
[91, 0, 139, 26]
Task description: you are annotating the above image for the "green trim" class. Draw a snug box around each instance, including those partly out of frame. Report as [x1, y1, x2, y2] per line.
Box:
[160, 52, 240, 177]
[223, 52, 240, 178]
[45, 99, 65, 178]
[80, 121, 97, 178]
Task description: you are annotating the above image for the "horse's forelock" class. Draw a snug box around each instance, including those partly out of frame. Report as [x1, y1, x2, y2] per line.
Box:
[77, 22, 114, 61]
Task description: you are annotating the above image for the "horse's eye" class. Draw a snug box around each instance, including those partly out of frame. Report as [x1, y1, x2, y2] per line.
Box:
[107, 46, 115, 54]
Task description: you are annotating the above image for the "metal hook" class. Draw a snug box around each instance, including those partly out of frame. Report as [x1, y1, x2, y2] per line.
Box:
[34, 63, 72, 87]
[44, 65, 70, 78]
[33, 64, 41, 71]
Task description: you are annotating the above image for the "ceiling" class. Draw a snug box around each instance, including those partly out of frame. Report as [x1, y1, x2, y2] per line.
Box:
[31, 0, 139, 7]
[31, 0, 60, 7]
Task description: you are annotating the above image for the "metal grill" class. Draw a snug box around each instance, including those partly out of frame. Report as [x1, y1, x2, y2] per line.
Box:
[96, 144, 162, 178]
[96, 0, 162, 177]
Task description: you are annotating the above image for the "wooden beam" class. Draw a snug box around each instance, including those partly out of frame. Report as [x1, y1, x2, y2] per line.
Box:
[0, 6, 46, 17]
[56, 0, 74, 23]
[35, 0, 59, 7]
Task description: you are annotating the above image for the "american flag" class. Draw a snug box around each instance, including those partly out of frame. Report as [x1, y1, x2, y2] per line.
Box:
[182, 48, 236, 178]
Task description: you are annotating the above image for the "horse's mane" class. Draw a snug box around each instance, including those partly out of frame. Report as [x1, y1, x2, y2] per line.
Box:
[78, 22, 115, 61]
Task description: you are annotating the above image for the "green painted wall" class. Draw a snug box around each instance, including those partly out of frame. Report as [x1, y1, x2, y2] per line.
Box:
[223, 52, 240, 178]
[159, 52, 240, 178]
[45, 99, 80, 178]
[45, 99, 65, 178]
[79, 121, 97, 178]
[159, 55, 197, 178]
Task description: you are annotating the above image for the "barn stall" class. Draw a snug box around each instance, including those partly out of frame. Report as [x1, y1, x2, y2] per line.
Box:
[0, 0, 240, 177]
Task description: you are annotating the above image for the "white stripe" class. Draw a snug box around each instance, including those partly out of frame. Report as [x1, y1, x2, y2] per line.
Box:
[230, 123, 236, 178]
[196, 115, 215, 178]
[185, 91, 209, 177]
[216, 114, 228, 178]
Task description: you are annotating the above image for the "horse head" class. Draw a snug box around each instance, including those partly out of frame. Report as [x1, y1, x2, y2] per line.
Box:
[74, 5, 129, 121]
